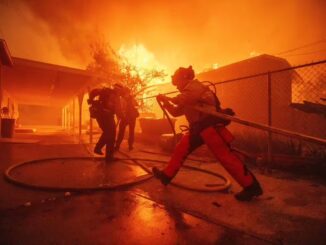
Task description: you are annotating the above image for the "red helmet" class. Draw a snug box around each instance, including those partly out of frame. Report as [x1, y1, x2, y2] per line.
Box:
[172, 66, 195, 89]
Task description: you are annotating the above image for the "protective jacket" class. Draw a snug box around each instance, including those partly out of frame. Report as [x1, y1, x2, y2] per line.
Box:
[165, 79, 215, 123]
[164, 79, 232, 133]
[161, 79, 255, 188]
[115, 93, 139, 150]
[120, 94, 139, 121]
[88, 88, 123, 118]
[88, 87, 122, 161]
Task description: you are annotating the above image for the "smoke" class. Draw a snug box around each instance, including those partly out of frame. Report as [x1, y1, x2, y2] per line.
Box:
[0, 0, 80, 67]
[1, 0, 325, 71]
[18, 0, 104, 66]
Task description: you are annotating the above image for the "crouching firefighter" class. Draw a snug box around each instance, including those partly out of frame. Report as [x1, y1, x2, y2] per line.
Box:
[152, 66, 263, 201]
[88, 84, 124, 162]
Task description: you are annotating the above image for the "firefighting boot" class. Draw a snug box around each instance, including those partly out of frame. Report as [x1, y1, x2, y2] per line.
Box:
[235, 176, 263, 201]
[152, 167, 172, 186]
[94, 147, 104, 155]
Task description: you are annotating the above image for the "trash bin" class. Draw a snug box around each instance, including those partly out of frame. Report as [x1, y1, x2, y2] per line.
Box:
[1, 118, 15, 138]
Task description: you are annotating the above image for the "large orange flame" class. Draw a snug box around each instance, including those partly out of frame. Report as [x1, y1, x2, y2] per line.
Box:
[118, 44, 168, 85]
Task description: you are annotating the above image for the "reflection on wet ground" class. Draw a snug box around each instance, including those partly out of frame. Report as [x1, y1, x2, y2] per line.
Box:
[1, 131, 325, 244]
[7, 152, 227, 191]
[0, 191, 269, 245]
[9, 157, 149, 188]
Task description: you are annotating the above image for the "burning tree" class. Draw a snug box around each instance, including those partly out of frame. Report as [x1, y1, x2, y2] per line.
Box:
[86, 40, 121, 85]
[87, 40, 166, 111]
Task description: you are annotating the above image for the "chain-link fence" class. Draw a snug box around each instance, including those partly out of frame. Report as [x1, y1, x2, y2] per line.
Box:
[198, 59, 326, 169]
[271, 61, 326, 137]
[291, 62, 326, 103]
[72, 58, 326, 171]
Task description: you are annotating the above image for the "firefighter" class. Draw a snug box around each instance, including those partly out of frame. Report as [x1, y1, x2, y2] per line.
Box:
[88, 83, 124, 161]
[115, 87, 139, 151]
[152, 66, 263, 201]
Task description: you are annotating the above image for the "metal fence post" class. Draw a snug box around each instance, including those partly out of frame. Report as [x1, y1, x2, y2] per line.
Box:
[267, 72, 272, 165]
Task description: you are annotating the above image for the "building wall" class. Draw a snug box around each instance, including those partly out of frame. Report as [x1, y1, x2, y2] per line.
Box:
[157, 55, 326, 140]
[18, 104, 61, 126]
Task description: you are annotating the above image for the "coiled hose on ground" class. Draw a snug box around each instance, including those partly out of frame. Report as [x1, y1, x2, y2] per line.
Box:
[4, 97, 231, 192]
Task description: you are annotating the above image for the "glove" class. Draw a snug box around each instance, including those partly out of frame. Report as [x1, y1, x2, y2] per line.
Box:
[157, 94, 168, 103]
[221, 108, 235, 116]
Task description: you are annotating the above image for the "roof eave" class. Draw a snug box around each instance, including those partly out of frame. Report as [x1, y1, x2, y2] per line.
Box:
[0, 39, 13, 67]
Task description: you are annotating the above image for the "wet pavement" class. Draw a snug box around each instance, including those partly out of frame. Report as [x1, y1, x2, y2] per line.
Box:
[0, 192, 269, 245]
[7, 157, 150, 190]
[0, 129, 326, 244]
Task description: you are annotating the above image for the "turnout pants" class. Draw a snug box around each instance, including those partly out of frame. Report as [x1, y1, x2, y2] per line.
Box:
[116, 117, 136, 149]
[163, 126, 254, 188]
[95, 112, 116, 160]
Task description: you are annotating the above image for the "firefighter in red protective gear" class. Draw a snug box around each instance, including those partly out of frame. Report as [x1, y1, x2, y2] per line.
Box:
[152, 66, 263, 201]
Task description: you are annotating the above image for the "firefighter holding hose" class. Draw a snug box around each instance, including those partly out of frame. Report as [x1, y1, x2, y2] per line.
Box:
[153, 66, 263, 201]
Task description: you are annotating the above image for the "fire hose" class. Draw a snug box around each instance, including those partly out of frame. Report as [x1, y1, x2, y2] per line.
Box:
[4, 155, 231, 192]
[4, 97, 231, 192]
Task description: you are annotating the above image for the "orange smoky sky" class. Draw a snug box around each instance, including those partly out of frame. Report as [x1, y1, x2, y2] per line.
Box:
[0, 0, 325, 72]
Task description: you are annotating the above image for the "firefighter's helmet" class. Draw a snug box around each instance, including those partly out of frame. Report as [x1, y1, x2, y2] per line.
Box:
[113, 83, 125, 94]
[172, 66, 195, 89]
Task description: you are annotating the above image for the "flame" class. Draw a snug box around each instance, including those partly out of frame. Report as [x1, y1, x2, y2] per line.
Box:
[118, 44, 168, 85]
[117, 44, 170, 113]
